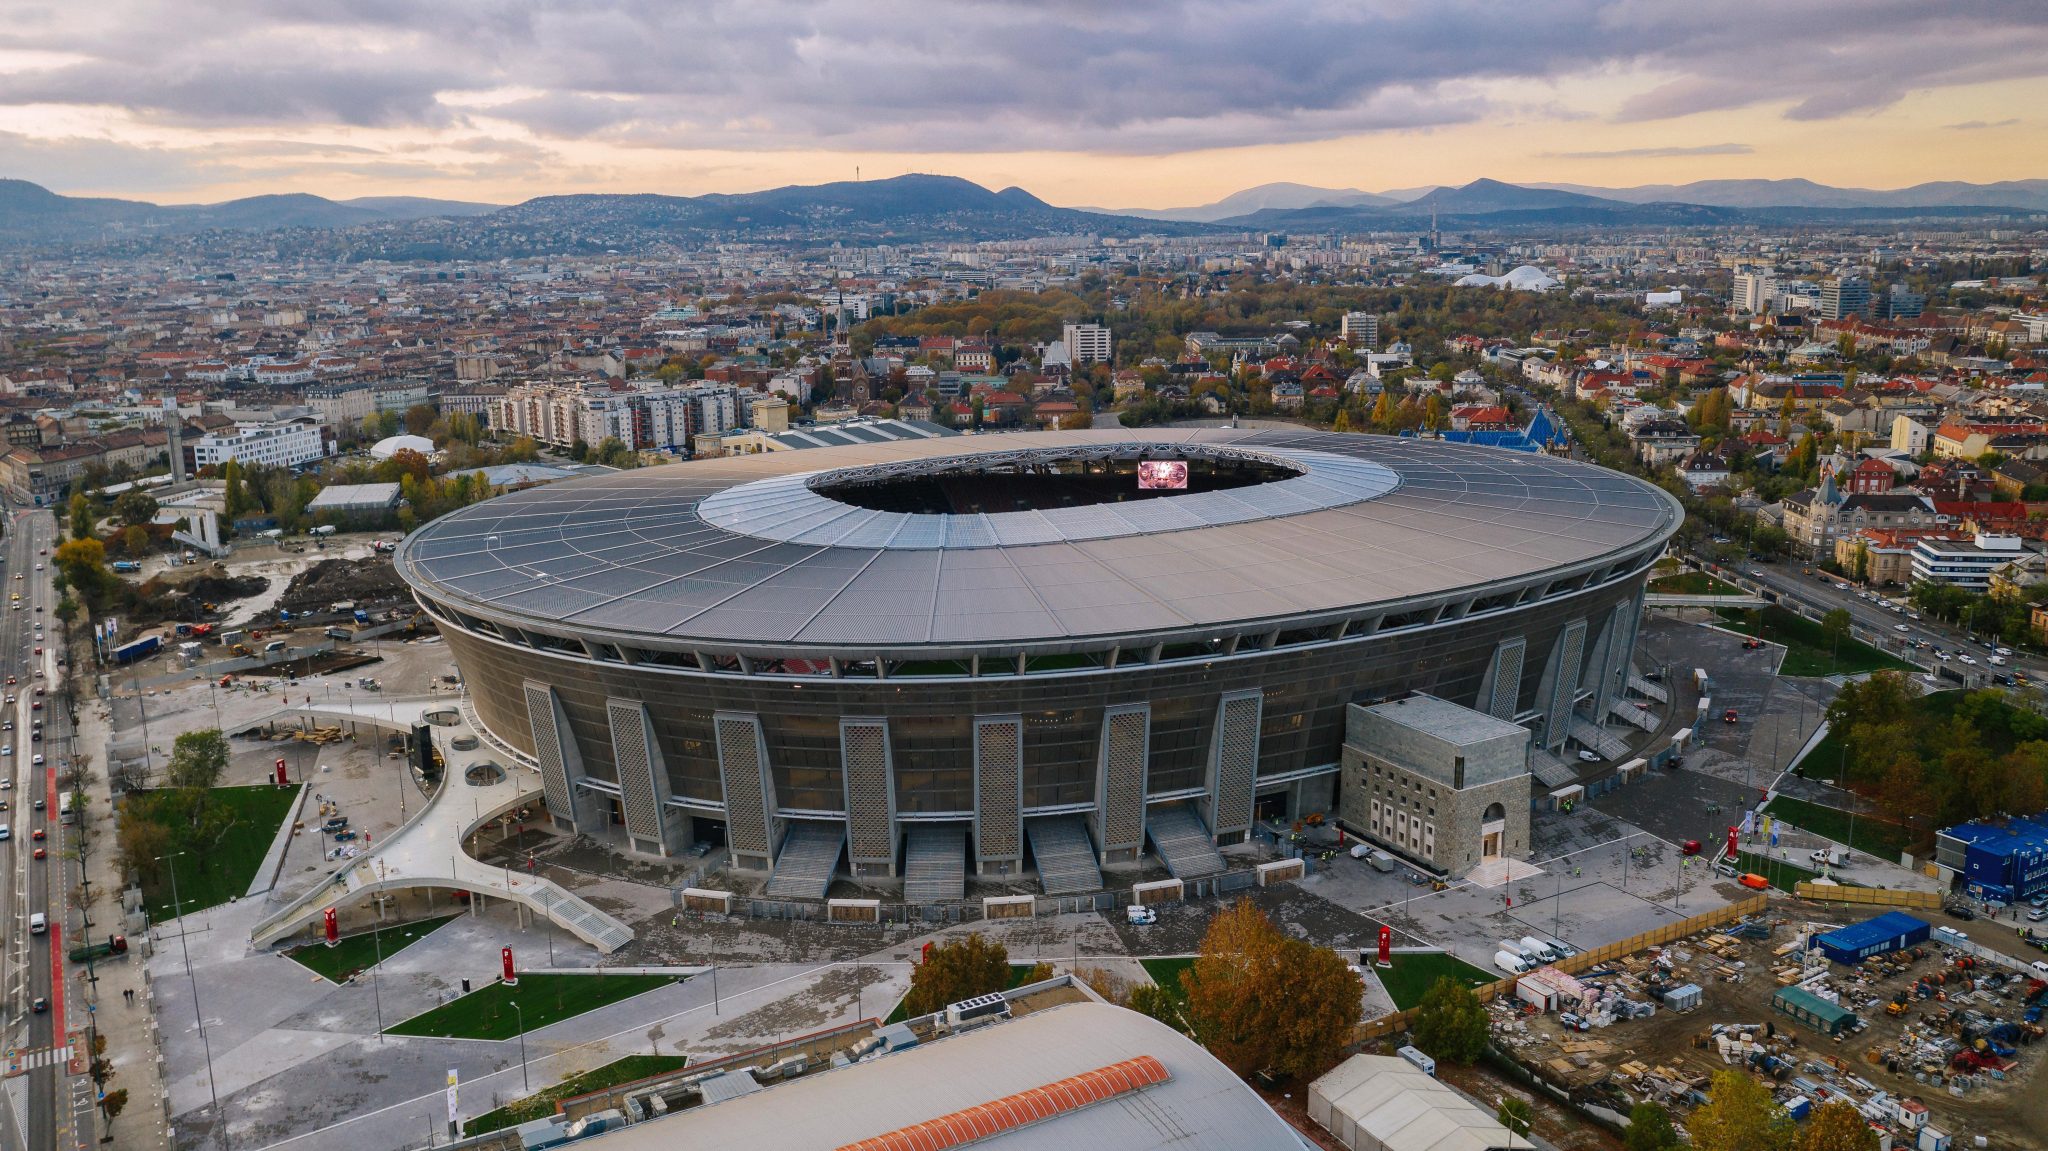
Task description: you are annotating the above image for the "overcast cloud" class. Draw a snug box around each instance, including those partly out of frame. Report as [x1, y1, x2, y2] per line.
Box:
[0, 1, 2041, 197]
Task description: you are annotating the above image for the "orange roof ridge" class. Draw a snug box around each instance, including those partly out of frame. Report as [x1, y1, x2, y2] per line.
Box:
[835, 1055, 1171, 1151]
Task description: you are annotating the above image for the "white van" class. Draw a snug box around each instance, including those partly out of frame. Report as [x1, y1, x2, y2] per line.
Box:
[1494, 950, 1531, 975]
[28, 912, 44, 934]
[1519, 936, 1560, 963]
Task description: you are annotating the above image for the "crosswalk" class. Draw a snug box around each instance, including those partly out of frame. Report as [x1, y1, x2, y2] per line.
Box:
[13, 1045, 71, 1071]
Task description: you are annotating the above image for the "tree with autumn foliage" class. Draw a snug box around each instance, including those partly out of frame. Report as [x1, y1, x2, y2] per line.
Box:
[1180, 899, 1361, 1080]
[1795, 1101, 1876, 1151]
[900, 933, 1014, 1018]
[1686, 1070, 1794, 1151]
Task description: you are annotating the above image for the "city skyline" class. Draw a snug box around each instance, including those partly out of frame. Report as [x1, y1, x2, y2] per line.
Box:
[0, 0, 2042, 206]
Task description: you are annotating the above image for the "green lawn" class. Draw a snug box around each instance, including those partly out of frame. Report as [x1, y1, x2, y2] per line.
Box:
[1730, 849, 1823, 892]
[1372, 951, 1498, 1011]
[1139, 957, 1196, 1012]
[285, 915, 459, 983]
[1715, 606, 1914, 677]
[1648, 571, 1745, 596]
[387, 973, 681, 1040]
[882, 963, 1045, 1025]
[1762, 794, 1920, 861]
[127, 785, 303, 919]
[462, 1054, 689, 1136]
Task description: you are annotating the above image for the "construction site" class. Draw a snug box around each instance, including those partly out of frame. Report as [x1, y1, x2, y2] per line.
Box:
[1492, 907, 2048, 1150]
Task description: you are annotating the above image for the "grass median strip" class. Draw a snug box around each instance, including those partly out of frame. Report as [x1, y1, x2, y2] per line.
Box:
[461, 1054, 689, 1137]
[387, 973, 682, 1040]
[286, 915, 459, 983]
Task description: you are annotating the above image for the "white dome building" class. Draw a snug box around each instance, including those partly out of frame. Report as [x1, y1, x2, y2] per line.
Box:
[369, 433, 438, 461]
[1454, 265, 1560, 292]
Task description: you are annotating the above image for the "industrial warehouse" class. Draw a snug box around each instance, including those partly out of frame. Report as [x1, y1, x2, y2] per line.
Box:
[396, 428, 1681, 897]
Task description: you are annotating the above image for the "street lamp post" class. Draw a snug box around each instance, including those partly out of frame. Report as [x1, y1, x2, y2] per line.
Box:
[510, 1000, 530, 1093]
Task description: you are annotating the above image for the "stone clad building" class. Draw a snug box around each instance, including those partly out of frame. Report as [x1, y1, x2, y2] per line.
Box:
[1339, 694, 1532, 877]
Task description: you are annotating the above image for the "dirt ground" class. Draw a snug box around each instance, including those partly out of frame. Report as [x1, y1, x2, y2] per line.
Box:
[276, 557, 411, 616]
[1502, 915, 2048, 1150]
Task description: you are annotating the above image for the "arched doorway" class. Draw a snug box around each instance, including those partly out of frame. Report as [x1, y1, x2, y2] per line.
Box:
[1480, 802, 1507, 862]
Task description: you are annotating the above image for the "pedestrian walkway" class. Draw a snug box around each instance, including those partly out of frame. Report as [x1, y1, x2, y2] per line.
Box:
[244, 697, 635, 954]
[70, 694, 167, 1151]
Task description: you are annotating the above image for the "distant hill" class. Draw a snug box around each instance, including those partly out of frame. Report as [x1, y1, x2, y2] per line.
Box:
[339, 195, 502, 219]
[461, 174, 1191, 249]
[0, 180, 507, 245]
[1525, 177, 2048, 212]
[1207, 176, 2048, 230]
[1089, 182, 1399, 222]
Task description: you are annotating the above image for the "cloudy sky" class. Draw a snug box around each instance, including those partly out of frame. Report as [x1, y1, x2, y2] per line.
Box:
[0, 0, 2043, 206]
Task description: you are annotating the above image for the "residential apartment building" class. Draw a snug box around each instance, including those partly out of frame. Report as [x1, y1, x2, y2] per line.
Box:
[1061, 323, 1112, 364]
[1340, 311, 1380, 349]
[191, 420, 327, 470]
[1731, 272, 1779, 315]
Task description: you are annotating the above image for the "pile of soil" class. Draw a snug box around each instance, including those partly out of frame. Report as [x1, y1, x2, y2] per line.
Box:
[120, 570, 271, 629]
[276, 558, 410, 616]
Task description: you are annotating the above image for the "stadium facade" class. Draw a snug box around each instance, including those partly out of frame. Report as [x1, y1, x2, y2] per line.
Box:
[399, 429, 1681, 887]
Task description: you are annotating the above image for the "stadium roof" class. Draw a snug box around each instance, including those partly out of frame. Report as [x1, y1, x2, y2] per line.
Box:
[399, 428, 1681, 652]
[568, 1002, 1299, 1151]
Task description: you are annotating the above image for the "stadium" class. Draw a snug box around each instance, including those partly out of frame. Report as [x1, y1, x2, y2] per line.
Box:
[397, 428, 1682, 899]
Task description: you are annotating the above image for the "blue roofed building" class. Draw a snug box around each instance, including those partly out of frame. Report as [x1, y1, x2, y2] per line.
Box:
[1809, 911, 1930, 965]
[1937, 814, 2048, 903]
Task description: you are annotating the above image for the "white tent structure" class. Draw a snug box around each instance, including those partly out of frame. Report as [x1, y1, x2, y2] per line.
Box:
[369, 433, 437, 461]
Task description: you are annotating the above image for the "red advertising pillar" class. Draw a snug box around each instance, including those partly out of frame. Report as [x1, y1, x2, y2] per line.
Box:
[275, 758, 288, 786]
[501, 947, 517, 986]
[1727, 825, 1739, 860]
[323, 907, 338, 947]
[1377, 924, 1392, 966]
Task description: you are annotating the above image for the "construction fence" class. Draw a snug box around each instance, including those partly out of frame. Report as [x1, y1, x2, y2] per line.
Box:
[1790, 882, 1943, 910]
[1352, 892, 1770, 1044]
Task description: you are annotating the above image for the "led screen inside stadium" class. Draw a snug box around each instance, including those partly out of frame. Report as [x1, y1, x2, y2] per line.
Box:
[1137, 460, 1188, 490]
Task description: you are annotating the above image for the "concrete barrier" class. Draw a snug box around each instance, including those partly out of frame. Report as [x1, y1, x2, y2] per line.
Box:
[983, 894, 1035, 919]
[1256, 859, 1305, 886]
[681, 888, 731, 914]
[827, 898, 879, 923]
[1133, 878, 1184, 906]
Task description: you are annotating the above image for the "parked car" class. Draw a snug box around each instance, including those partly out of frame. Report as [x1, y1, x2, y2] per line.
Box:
[1947, 904, 1977, 921]
[1125, 905, 1157, 926]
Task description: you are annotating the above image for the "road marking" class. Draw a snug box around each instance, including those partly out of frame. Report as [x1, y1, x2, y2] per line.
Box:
[8, 1047, 69, 1071]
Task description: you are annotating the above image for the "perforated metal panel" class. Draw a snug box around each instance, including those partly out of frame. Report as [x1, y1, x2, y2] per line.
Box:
[1547, 620, 1587, 749]
[523, 681, 579, 822]
[1206, 691, 1262, 838]
[607, 699, 673, 849]
[1488, 638, 1527, 720]
[974, 716, 1023, 864]
[840, 719, 896, 869]
[715, 713, 777, 858]
[1095, 705, 1150, 855]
